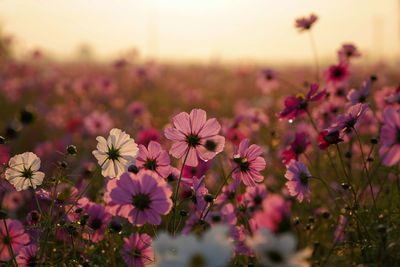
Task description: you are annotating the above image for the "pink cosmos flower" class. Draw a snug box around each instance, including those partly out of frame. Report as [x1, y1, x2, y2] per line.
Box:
[215, 179, 240, 205]
[226, 128, 247, 146]
[347, 78, 371, 105]
[324, 62, 350, 86]
[165, 109, 225, 167]
[276, 84, 325, 120]
[16, 244, 40, 267]
[295, 14, 318, 32]
[284, 160, 312, 202]
[244, 184, 267, 211]
[0, 145, 10, 165]
[83, 203, 112, 242]
[136, 141, 171, 178]
[0, 219, 30, 261]
[338, 44, 361, 62]
[136, 127, 161, 146]
[121, 233, 153, 266]
[232, 139, 266, 187]
[257, 68, 279, 93]
[84, 111, 113, 136]
[110, 170, 173, 226]
[251, 194, 291, 232]
[379, 107, 400, 166]
[281, 133, 310, 165]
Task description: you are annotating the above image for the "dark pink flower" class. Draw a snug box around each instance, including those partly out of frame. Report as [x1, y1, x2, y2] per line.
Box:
[121, 233, 153, 266]
[285, 160, 311, 202]
[379, 107, 400, 166]
[0, 145, 10, 165]
[277, 84, 325, 120]
[16, 244, 40, 267]
[110, 171, 173, 226]
[136, 127, 161, 146]
[281, 133, 310, 165]
[324, 62, 350, 85]
[232, 139, 266, 187]
[136, 141, 171, 178]
[251, 194, 291, 232]
[84, 111, 113, 136]
[318, 130, 343, 150]
[165, 109, 225, 166]
[0, 219, 30, 261]
[295, 14, 318, 32]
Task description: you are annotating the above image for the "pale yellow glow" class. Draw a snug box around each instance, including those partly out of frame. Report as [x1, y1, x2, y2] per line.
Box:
[0, 0, 398, 63]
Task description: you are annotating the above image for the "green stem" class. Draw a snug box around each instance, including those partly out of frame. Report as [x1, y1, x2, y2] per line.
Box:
[3, 219, 18, 267]
[201, 167, 236, 220]
[171, 148, 190, 235]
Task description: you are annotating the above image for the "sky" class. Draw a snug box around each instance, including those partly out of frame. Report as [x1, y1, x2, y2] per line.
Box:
[0, 0, 398, 64]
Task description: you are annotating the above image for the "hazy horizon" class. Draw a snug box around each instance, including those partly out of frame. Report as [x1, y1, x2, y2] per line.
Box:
[0, 0, 399, 64]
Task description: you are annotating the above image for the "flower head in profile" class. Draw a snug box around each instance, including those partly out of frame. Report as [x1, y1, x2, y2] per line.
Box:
[136, 141, 170, 178]
[92, 128, 139, 179]
[379, 106, 400, 166]
[16, 244, 40, 267]
[338, 43, 361, 62]
[246, 228, 311, 267]
[165, 109, 225, 167]
[347, 78, 371, 105]
[121, 233, 153, 267]
[285, 160, 312, 202]
[232, 139, 266, 187]
[5, 152, 45, 191]
[110, 170, 173, 226]
[318, 130, 343, 150]
[295, 13, 318, 32]
[0, 219, 30, 261]
[277, 84, 325, 120]
[326, 103, 368, 135]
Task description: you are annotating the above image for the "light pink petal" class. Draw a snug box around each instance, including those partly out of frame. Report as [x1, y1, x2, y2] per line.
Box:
[172, 112, 191, 134]
[198, 118, 221, 138]
[169, 142, 188, 159]
[164, 127, 185, 141]
[190, 109, 207, 134]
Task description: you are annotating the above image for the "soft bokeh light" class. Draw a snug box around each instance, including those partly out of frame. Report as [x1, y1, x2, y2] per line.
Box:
[0, 0, 398, 63]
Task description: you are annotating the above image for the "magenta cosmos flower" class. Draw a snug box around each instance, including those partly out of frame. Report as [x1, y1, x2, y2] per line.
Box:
[16, 244, 40, 267]
[164, 109, 225, 167]
[0, 219, 30, 261]
[257, 68, 279, 93]
[379, 107, 400, 166]
[121, 233, 153, 266]
[324, 62, 350, 85]
[285, 160, 312, 202]
[110, 170, 173, 226]
[232, 139, 266, 187]
[136, 141, 171, 178]
[277, 84, 326, 120]
[281, 132, 310, 165]
[295, 13, 318, 32]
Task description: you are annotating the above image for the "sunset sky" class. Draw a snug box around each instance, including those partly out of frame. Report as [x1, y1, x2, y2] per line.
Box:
[0, 0, 398, 64]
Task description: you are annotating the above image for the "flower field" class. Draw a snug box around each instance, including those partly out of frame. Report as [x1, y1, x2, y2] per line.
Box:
[0, 12, 400, 267]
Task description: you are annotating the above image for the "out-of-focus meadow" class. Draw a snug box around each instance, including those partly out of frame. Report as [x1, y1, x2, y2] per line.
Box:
[0, 1, 400, 267]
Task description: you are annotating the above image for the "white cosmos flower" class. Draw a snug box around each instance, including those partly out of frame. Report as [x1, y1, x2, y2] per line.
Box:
[92, 128, 139, 179]
[246, 228, 312, 267]
[153, 225, 234, 267]
[5, 152, 45, 191]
